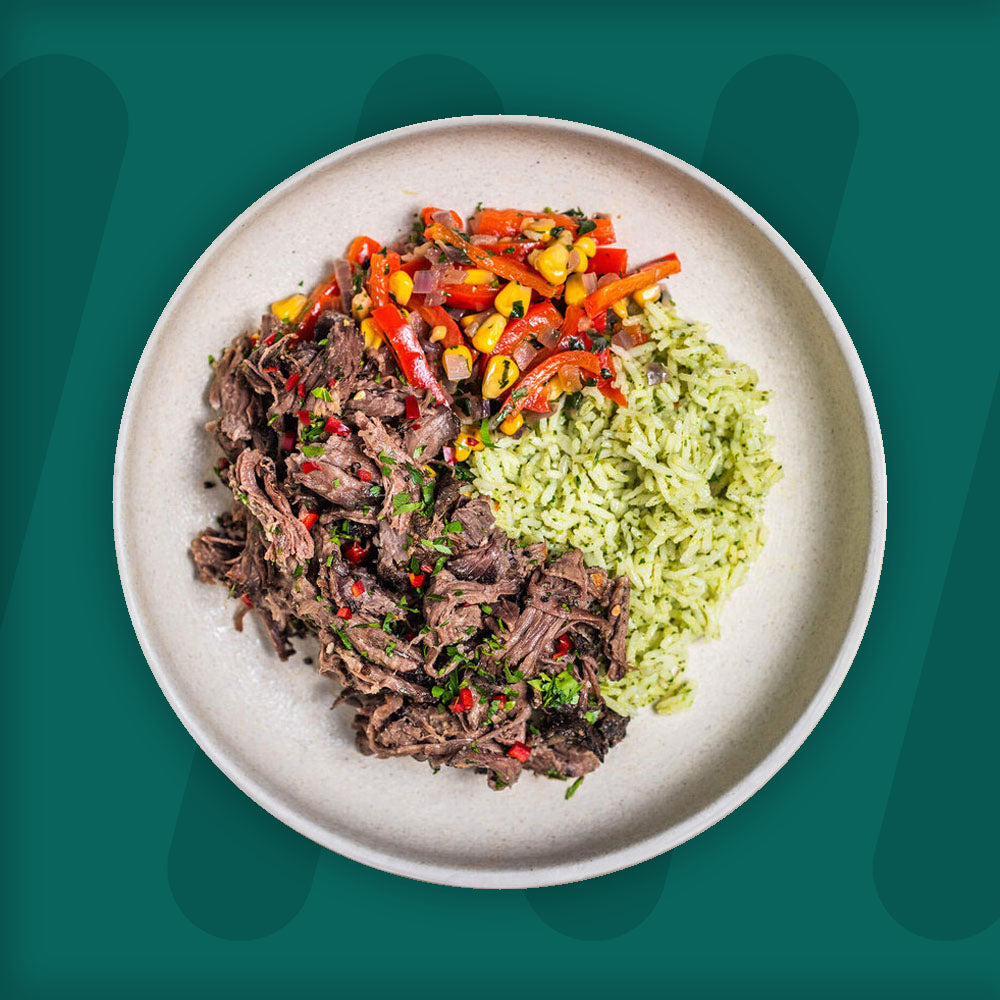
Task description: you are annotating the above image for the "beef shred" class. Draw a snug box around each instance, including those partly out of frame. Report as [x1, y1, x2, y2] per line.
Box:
[191, 309, 634, 790]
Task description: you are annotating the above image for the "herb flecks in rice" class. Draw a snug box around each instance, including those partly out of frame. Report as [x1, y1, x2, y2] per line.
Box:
[471, 299, 782, 715]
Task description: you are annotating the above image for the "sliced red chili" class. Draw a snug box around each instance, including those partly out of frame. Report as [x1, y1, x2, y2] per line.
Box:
[300, 511, 318, 530]
[279, 431, 296, 451]
[408, 572, 426, 588]
[507, 741, 531, 762]
[356, 468, 373, 482]
[325, 417, 351, 437]
[300, 461, 320, 474]
[343, 541, 368, 565]
[449, 687, 474, 713]
[284, 372, 301, 392]
[240, 594, 253, 608]
[297, 409, 311, 425]
[336, 606, 352, 620]
[350, 579, 365, 598]
[404, 395, 421, 421]
[553, 634, 574, 659]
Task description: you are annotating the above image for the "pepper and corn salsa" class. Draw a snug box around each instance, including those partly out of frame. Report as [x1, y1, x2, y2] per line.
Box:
[267, 204, 679, 458]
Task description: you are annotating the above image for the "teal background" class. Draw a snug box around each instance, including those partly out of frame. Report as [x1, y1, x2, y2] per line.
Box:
[3, 0, 998, 995]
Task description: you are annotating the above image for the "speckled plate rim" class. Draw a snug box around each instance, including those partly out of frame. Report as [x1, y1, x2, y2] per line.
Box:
[113, 114, 887, 889]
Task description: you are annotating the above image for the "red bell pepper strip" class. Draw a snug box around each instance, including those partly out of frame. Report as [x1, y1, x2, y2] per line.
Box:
[475, 238, 546, 261]
[471, 208, 616, 245]
[415, 304, 463, 348]
[399, 256, 431, 277]
[421, 206, 464, 229]
[490, 301, 563, 359]
[596, 349, 627, 407]
[588, 246, 629, 276]
[442, 285, 497, 311]
[367, 249, 401, 310]
[583, 254, 681, 318]
[300, 510, 318, 531]
[347, 235, 382, 266]
[424, 222, 561, 298]
[371, 304, 449, 406]
[498, 351, 604, 420]
[293, 271, 341, 342]
[507, 741, 531, 762]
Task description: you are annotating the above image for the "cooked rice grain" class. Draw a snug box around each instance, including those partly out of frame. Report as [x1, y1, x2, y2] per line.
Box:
[470, 298, 782, 715]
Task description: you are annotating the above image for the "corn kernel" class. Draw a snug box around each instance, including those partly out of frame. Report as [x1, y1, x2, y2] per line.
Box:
[457, 425, 485, 452]
[520, 216, 556, 236]
[533, 243, 570, 285]
[632, 283, 662, 306]
[482, 355, 520, 399]
[564, 273, 587, 307]
[443, 344, 474, 380]
[270, 293, 307, 323]
[464, 268, 493, 285]
[429, 324, 448, 343]
[351, 290, 372, 321]
[389, 270, 413, 306]
[494, 281, 531, 318]
[611, 297, 630, 319]
[360, 317, 383, 350]
[500, 411, 524, 435]
[460, 311, 486, 330]
[472, 312, 507, 353]
[573, 236, 597, 259]
[548, 377, 564, 402]
[453, 443, 472, 462]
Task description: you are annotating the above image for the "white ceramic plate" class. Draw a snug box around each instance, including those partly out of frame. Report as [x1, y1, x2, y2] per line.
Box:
[114, 116, 886, 888]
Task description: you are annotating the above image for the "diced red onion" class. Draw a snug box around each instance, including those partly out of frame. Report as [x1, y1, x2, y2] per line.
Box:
[438, 265, 468, 285]
[597, 273, 618, 288]
[613, 328, 642, 350]
[646, 362, 669, 385]
[581, 272, 598, 295]
[333, 259, 352, 302]
[412, 268, 441, 295]
[558, 366, 583, 393]
[425, 288, 447, 306]
[409, 312, 429, 338]
[536, 325, 560, 349]
[431, 210, 456, 227]
[443, 353, 472, 380]
[512, 340, 540, 370]
[442, 445, 456, 466]
[566, 250, 581, 272]
[469, 234, 496, 245]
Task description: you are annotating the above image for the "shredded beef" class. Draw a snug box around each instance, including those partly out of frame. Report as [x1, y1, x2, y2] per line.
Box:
[191, 308, 634, 790]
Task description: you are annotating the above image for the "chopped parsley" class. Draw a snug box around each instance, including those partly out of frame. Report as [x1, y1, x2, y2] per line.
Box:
[528, 670, 582, 708]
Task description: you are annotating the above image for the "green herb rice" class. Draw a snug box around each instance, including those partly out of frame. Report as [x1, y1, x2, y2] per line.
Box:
[471, 299, 782, 716]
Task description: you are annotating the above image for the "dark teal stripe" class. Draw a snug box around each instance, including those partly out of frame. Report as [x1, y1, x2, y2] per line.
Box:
[874, 372, 1000, 939]
[0, 55, 127, 617]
